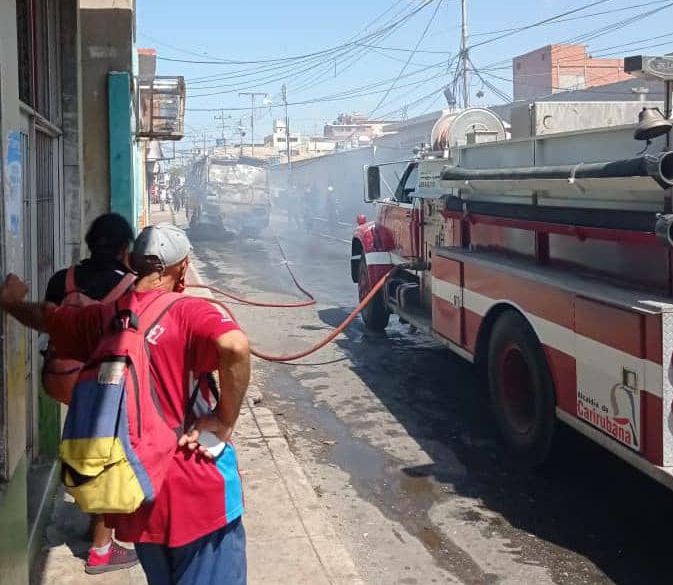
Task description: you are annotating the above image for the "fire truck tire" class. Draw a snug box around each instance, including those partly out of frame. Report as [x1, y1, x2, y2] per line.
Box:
[358, 257, 389, 331]
[487, 310, 556, 466]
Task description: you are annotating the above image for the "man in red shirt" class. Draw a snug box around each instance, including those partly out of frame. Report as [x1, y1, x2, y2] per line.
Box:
[0, 224, 250, 585]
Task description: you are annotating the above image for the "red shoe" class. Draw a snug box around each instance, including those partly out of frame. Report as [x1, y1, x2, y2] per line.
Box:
[85, 541, 139, 574]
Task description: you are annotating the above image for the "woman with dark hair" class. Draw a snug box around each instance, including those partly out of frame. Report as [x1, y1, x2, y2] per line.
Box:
[44, 212, 139, 575]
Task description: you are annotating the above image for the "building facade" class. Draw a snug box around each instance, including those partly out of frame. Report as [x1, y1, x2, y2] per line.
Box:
[323, 113, 393, 149]
[264, 119, 301, 156]
[0, 2, 158, 582]
[513, 44, 632, 102]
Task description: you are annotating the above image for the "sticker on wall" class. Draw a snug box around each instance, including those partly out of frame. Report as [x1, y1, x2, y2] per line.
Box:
[4, 130, 22, 236]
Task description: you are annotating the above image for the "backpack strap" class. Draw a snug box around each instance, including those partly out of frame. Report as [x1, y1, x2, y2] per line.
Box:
[64, 266, 77, 294]
[137, 292, 185, 335]
[100, 272, 137, 304]
[134, 293, 200, 437]
[181, 373, 219, 434]
[182, 379, 202, 434]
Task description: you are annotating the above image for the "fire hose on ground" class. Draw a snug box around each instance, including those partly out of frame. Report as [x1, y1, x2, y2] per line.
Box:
[186, 240, 394, 363]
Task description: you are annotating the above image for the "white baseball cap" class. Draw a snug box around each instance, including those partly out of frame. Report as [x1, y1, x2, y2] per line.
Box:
[132, 223, 192, 273]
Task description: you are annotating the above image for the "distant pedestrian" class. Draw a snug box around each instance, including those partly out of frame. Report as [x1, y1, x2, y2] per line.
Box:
[302, 183, 316, 231]
[0, 224, 251, 585]
[287, 184, 302, 229]
[326, 185, 338, 234]
[43, 213, 139, 575]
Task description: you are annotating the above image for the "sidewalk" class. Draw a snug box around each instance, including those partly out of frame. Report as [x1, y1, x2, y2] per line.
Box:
[33, 206, 363, 584]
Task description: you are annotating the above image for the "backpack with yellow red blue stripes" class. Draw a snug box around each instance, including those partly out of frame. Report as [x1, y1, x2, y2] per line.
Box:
[58, 291, 194, 514]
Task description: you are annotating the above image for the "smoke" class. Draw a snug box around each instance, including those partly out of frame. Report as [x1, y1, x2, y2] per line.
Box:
[267, 143, 414, 241]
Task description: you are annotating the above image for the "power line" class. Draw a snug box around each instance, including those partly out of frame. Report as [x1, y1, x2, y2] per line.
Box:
[470, 0, 615, 50]
[180, 3, 435, 97]
[189, 59, 447, 100]
[469, 0, 671, 38]
[155, 1, 434, 67]
[476, 2, 673, 78]
[141, 0, 409, 66]
[186, 67, 447, 113]
[369, 0, 444, 116]
[468, 56, 511, 103]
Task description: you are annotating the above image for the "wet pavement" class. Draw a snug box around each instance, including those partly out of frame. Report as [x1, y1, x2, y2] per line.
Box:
[186, 212, 673, 585]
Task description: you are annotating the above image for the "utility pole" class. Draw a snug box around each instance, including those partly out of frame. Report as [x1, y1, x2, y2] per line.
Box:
[202, 133, 206, 154]
[214, 109, 230, 154]
[238, 91, 267, 156]
[281, 84, 292, 170]
[460, 0, 470, 109]
[238, 118, 245, 157]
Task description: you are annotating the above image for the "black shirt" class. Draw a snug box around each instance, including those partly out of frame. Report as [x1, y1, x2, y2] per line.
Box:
[45, 258, 133, 305]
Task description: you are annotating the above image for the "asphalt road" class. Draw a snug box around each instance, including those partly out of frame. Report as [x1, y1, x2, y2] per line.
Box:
[188, 213, 673, 585]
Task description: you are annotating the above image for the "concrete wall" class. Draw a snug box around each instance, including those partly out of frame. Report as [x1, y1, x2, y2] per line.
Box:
[0, 1, 30, 582]
[551, 44, 630, 92]
[61, 1, 84, 263]
[79, 0, 134, 228]
[0, 2, 137, 582]
[513, 46, 554, 102]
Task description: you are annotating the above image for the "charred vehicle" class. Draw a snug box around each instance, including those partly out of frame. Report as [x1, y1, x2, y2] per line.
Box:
[186, 155, 271, 237]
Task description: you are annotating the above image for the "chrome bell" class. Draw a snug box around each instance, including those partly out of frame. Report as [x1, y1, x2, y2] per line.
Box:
[634, 107, 673, 141]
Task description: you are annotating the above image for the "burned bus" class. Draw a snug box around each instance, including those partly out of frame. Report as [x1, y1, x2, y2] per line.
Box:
[185, 155, 271, 238]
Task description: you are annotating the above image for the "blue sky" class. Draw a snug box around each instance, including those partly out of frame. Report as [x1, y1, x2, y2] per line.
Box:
[136, 0, 673, 149]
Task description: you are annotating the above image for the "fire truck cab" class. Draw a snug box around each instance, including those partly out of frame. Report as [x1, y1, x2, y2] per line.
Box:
[351, 56, 673, 487]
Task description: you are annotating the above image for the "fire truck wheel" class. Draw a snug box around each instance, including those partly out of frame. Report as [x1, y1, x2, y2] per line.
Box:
[358, 257, 390, 331]
[488, 310, 556, 466]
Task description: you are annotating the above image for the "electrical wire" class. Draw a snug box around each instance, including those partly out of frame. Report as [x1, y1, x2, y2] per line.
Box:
[469, 0, 615, 50]
[470, 2, 673, 104]
[184, 1, 439, 97]
[469, 0, 671, 38]
[141, 0, 409, 66]
[186, 62, 448, 112]
[467, 56, 511, 103]
[369, 0, 444, 116]
[155, 0, 434, 67]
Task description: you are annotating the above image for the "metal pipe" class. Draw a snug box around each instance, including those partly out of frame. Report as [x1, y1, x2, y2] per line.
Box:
[440, 151, 673, 190]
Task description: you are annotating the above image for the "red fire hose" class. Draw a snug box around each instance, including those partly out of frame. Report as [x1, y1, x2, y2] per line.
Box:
[193, 270, 391, 362]
[186, 239, 393, 362]
[188, 245, 315, 308]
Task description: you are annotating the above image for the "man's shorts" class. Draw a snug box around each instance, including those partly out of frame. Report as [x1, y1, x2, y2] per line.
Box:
[135, 517, 246, 585]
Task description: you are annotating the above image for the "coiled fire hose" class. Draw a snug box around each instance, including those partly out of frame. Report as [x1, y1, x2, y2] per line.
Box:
[186, 241, 394, 362]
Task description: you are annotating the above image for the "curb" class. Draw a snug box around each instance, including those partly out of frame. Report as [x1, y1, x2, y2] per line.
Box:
[184, 262, 364, 585]
[246, 397, 364, 585]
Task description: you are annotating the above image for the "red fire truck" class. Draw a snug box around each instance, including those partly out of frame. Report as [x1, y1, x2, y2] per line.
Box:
[351, 56, 673, 487]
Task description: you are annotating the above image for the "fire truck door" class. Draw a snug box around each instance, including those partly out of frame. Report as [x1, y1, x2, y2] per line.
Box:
[431, 254, 463, 345]
[379, 164, 420, 260]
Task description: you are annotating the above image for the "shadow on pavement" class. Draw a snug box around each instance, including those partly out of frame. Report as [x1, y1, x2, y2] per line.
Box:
[318, 305, 673, 585]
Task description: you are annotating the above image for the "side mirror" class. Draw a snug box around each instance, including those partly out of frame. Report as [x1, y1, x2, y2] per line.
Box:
[365, 166, 381, 202]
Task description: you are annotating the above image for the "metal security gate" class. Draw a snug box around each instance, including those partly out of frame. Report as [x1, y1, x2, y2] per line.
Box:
[35, 129, 56, 299]
[14, 0, 65, 468]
